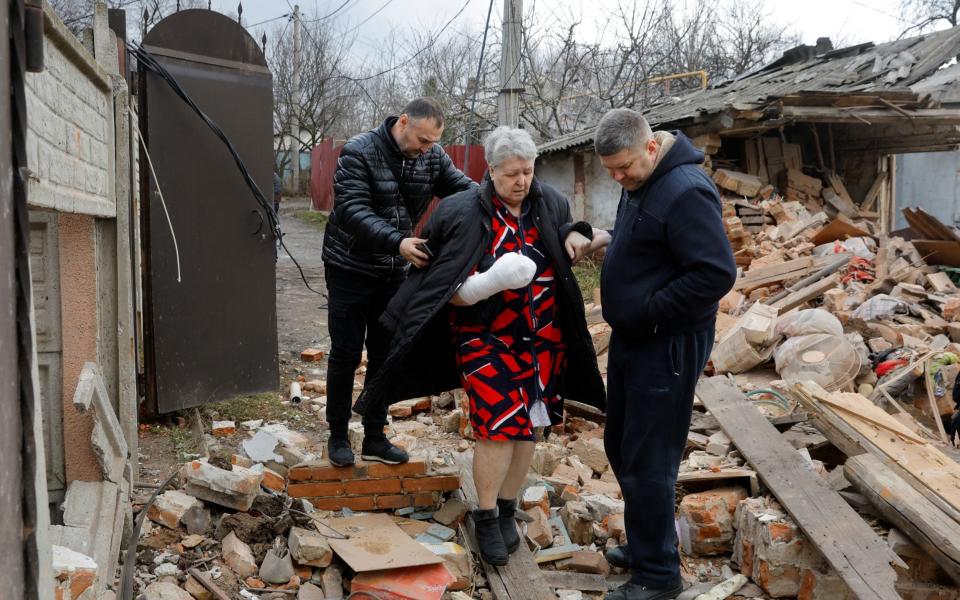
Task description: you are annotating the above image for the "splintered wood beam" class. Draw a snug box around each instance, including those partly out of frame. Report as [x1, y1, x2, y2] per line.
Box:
[696, 376, 904, 600]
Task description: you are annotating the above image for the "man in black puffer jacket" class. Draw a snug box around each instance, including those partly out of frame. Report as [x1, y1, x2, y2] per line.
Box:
[591, 109, 737, 600]
[321, 98, 476, 467]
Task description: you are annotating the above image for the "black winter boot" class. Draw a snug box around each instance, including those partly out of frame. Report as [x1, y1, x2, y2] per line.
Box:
[497, 498, 521, 554]
[473, 507, 508, 565]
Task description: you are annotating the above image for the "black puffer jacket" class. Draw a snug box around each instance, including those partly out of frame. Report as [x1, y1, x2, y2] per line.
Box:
[353, 175, 606, 417]
[322, 116, 477, 280]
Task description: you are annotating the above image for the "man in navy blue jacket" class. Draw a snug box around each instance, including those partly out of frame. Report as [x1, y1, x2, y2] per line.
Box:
[591, 109, 736, 600]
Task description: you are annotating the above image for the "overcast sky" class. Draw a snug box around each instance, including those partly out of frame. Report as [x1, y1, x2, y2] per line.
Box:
[209, 0, 930, 58]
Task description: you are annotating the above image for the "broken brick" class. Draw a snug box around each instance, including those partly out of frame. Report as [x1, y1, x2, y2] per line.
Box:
[678, 487, 747, 556]
[300, 348, 324, 361]
[288, 526, 333, 568]
[146, 490, 204, 530]
[559, 550, 610, 576]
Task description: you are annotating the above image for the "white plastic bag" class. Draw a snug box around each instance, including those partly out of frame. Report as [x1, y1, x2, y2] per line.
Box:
[774, 309, 843, 338]
[851, 294, 908, 321]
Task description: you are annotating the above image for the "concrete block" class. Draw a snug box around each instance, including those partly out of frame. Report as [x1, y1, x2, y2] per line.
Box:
[521, 485, 550, 514]
[53, 545, 97, 600]
[570, 437, 609, 475]
[146, 490, 204, 530]
[558, 550, 610, 576]
[288, 527, 333, 568]
[71, 362, 128, 484]
[560, 500, 594, 546]
[142, 582, 193, 600]
[531, 442, 565, 476]
[180, 460, 263, 511]
[222, 532, 257, 578]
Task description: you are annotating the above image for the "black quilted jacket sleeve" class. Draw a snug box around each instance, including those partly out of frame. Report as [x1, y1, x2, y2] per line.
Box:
[332, 139, 406, 255]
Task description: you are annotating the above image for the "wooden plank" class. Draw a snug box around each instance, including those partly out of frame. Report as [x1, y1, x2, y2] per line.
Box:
[810, 216, 873, 246]
[861, 173, 886, 212]
[541, 571, 610, 592]
[678, 468, 760, 496]
[845, 454, 960, 585]
[795, 382, 960, 525]
[696, 376, 903, 600]
[770, 272, 842, 312]
[911, 240, 960, 268]
[455, 452, 554, 600]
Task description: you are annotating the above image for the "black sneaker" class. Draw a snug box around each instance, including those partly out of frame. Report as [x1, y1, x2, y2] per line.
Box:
[361, 436, 409, 465]
[327, 437, 355, 467]
[605, 544, 631, 569]
[605, 578, 683, 600]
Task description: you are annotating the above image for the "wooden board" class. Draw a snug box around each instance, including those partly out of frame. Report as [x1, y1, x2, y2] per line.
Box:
[770, 272, 842, 312]
[696, 376, 903, 600]
[677, 468, 760, 496]
[455, 452, 555, 600]
[320, 513, 443, 572]
[912, 240, 960, 268]
[823, 187, 860, 218]
[845, 454, 960, 584]
[795, 383, 960, 521]
[903, 207, 960, 242]
[810, 216, 873, 246]
[541, 571, 627, 592]
[734, 256, 817, 290]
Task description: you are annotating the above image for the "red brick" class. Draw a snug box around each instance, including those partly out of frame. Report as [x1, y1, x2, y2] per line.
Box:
[345, 478, 402, 495]
[262, 468, 286, 492]
[301, 348, 325, 361]
[768, 522, 796, 543]
[366, 460, 427, 478]
[377, 495, 413, 509]
[288, 482, 344, 498]
[412, 492, 440, 507]
[402, 475, 460, 492]
[290, 462, 366, 482]
[309, 496, 377, 511]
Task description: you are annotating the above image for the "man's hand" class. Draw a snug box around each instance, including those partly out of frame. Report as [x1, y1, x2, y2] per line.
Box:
[399, 237, 430, 268]
[590, 228, 612, 253]
[564, 231, 593, 264]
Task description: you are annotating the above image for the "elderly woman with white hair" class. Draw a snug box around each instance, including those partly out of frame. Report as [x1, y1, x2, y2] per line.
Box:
[354, 126, 606, 565]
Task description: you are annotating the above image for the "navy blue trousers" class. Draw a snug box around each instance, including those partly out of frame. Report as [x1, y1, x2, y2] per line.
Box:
[604, 328, 714, 588]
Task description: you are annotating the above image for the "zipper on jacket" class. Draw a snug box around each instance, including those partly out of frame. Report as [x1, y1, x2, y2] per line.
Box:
[391, 159, 408, 280]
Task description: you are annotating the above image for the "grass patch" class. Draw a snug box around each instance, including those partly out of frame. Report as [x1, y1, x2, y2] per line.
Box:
[294, 210, 329, 230]
[206, 392, 301, 424]
[572, 258, 602, 302]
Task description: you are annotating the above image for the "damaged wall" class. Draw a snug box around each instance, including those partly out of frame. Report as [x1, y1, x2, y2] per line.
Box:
[24, 1, 138, 598]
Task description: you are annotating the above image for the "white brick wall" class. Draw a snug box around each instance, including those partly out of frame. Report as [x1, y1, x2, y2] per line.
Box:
[25, 13, 115, 217]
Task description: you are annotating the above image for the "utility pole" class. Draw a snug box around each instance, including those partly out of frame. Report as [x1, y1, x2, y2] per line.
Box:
[289, 5, 301, 191]
[498, 0, 522, 127]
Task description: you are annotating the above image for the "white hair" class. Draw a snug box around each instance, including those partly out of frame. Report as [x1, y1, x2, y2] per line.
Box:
[484, 126, 538, 168]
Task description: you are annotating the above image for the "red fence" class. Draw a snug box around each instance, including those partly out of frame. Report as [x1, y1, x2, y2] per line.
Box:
[310, 141, 487, 215]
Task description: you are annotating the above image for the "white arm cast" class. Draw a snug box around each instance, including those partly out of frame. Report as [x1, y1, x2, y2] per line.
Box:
[453, 252, 537, 306]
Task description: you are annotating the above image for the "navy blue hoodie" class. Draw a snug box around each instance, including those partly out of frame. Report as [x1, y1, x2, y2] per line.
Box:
[600, 132, 737, 338]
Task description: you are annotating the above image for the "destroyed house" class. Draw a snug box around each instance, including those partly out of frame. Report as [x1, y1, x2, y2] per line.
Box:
[536, 26, 960, 233]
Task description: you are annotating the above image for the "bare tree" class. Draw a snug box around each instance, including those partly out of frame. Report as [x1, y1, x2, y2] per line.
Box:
[899, 0, 960, 36]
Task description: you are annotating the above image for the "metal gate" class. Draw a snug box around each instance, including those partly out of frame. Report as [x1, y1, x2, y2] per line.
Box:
[139, 9, 277, 414]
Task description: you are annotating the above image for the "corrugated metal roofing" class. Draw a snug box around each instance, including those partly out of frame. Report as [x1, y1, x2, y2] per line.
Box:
[538, 26, 960, 155]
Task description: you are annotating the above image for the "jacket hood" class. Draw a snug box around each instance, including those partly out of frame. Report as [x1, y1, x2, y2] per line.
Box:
[642, 131, 704, 191]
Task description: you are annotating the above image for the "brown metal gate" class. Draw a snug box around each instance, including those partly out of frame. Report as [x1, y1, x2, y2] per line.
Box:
[139, 9, 277, 414]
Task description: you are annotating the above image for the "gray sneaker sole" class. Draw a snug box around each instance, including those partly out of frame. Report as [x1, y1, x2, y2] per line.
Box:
[360, 453, 406, 465]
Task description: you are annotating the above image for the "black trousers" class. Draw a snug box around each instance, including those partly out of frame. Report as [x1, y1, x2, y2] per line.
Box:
[324, 266, 399, 440]
[603, 328, 714, 588]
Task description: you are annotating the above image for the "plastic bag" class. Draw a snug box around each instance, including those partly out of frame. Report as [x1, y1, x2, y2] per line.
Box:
[813, 236, 876, 259]
[773, 333, 861, 391]
[774, 309, 843, 338]
[851, 294, 908, 321]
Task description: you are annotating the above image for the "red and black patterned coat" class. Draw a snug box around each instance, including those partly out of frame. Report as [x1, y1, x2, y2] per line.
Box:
[354, 175, 606, 418]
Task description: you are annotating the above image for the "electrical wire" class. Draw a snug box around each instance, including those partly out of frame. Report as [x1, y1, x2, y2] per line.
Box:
[130, 111, 182, 283]
[247, 12, 291, 28]
[302, 0, 356, 22]
[129, 42, 327, 298]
